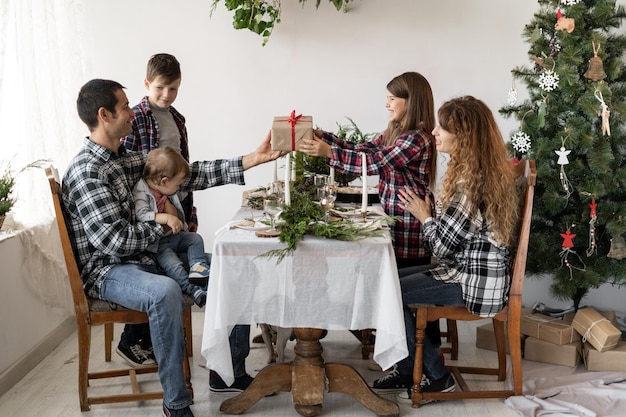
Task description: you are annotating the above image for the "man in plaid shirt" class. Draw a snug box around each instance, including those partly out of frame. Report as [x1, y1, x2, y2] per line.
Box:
[63, 79, 282, 417]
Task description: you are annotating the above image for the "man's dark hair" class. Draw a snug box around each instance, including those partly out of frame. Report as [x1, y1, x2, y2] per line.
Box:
[76, 79, 125, 131]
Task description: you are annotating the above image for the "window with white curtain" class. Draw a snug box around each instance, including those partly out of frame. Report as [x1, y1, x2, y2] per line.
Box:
[0, 0, 88, 229]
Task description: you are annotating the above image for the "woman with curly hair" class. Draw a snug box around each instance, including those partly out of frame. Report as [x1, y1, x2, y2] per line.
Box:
[386, 96, 520, 404]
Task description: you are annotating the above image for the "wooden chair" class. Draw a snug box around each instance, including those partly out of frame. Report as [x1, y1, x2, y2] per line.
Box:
[408, 159, 536, 407]
[46, 166, 193, 411]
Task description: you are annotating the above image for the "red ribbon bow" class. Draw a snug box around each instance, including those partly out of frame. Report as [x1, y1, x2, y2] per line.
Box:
[286, 110, 302, 150]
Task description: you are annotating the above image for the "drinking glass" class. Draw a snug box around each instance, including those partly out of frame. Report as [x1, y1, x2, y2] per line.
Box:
[317, 184, 337, 222]
[264, 197, 284, 232]
[314, 174, 329, 188]
[267, 181, 285, 199]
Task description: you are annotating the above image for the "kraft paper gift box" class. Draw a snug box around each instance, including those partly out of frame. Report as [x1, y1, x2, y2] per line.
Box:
[524, 336, 582, 367]
[564, 309, 619, 328]
[475, 310, 531, 353]
[521, 312, 580, 345]
[583, 341, 626, 371]
[476, 323, 513, 353]
[271, 111, 313, 151]
[572, 307, 622, 352]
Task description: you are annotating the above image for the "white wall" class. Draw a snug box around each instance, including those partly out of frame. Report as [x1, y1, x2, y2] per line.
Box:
[83, 0, 532, 247]
[81, 0, 624, 313]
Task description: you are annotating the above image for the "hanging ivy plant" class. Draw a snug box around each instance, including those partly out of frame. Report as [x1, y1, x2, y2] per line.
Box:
[210, 0, 354, 45]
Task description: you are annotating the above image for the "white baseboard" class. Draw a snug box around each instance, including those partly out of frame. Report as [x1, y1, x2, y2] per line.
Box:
[0, 316, 76, 397]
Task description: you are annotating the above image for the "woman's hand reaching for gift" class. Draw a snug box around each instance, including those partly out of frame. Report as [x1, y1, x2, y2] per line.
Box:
[398, 186, 432, 223]
[300, 131, 332, 158]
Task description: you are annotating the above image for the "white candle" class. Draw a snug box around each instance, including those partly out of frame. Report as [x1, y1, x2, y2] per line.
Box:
[273, 160, 278, 183]
[329, 167, 335, 185]
[361, 153, 367, 213]
[284, 153, 291, 205]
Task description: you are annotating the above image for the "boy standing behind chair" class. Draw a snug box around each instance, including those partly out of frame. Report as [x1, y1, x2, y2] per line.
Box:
[118, 54, 197, 367]
[119, 53, 258, 395]
[134, 147, 208, 308]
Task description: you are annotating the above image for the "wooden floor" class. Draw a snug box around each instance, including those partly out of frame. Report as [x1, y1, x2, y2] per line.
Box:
[0, 311, 519, 417]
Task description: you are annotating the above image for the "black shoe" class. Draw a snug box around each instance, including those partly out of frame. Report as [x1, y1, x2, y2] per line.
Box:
[189, 276, 208, 289]
[209, 370, 254, 393]
[116, 341, 156, 367]
[252, 333, 264, 343]
[162, 403, 194, 417]
[396, 373, 456, 405]
[192, 289, 207, 308]
[372, 366, 412, 393]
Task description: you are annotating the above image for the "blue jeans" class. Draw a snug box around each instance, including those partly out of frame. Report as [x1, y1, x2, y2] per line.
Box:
[157, 231, 206, 296]
[101, 264, 190, 410]
[397, 270, 464, 381]
[118, 253, 250, 380]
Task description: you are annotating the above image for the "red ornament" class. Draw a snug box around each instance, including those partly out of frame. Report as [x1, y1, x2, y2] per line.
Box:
[557, 8, 563, 20]
[560, 229, 576, 248]
[589, 200, 597, 218]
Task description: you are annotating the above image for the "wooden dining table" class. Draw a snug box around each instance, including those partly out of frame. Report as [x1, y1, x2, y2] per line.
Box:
[201, 207, 408, 417]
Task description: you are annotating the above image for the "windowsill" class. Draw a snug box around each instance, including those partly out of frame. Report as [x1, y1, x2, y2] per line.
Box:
[0, 230, 18, 243]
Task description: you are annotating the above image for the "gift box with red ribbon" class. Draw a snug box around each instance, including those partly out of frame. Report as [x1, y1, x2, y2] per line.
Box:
[271, 110, 313, 151]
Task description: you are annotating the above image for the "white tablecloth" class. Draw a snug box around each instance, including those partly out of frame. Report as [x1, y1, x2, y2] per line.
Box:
[201, 208, 408, 385]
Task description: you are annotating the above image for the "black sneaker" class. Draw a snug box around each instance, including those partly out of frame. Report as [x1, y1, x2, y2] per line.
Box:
[396, 373, 456, 405]
[162, 403, 194, 417]
[209, 370, 254, 393]
[188, 276, 208, 289]
[372, 365, 413, 393]
[116, 341, 156, 367]
[191, 289, 207, 308]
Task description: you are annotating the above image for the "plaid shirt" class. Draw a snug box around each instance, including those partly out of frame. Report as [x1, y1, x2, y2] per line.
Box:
[120, 97, 197, 225]
[321, 130, 434, 260]
[62, 138, 245, 298]
[424, 192, 511, 317]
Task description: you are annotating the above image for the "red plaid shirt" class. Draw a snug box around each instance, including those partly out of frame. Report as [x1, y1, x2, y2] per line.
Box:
[321, 129, 435, 260]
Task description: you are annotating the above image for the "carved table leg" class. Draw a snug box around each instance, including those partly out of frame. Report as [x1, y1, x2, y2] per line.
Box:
[326, 363, 399, 417]
[220, 327, 398, 417]
[291, 328, 325, 416]
[220, 363, 292, 414]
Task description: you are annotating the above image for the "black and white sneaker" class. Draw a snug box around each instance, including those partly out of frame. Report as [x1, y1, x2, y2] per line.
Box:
[116, 341, 156, 367]
[162, 403, 194, 417]
[396, 373, 456, 405]
[372, 365, 413, 393]
[209, 370, 254, 394]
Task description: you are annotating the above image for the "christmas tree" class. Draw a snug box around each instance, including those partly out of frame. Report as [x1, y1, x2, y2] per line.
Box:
[500, 0, 626, 309]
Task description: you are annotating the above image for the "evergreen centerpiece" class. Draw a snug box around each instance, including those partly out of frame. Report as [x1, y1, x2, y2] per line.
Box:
[500, 0, 626, 309]
[259, 179, 393, 263]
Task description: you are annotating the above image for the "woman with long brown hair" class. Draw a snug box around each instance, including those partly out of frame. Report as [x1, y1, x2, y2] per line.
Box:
[390, 95, 520, 403]
[300, 71, 437, 267]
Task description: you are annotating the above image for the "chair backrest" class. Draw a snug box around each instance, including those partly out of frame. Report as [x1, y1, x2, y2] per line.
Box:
[46, 166, 90, 319]
[508, 160, 537, 310]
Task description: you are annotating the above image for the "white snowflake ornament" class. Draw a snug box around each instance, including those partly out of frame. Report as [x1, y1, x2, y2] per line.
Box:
[561, 0, 581, 5]
[511, 131, 532, 154]
[538, 70, 560, 92]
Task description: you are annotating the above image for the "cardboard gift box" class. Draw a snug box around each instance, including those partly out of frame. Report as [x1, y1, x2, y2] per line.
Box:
[564, 309, 619, 328]
[271, 111, 313, 151]
[475, 321, 527, 354]
[524, 336, 582, 367]
[572, 307, 621, 352]
[521, 312, 580, 345]
[583, 341, 626, 371]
